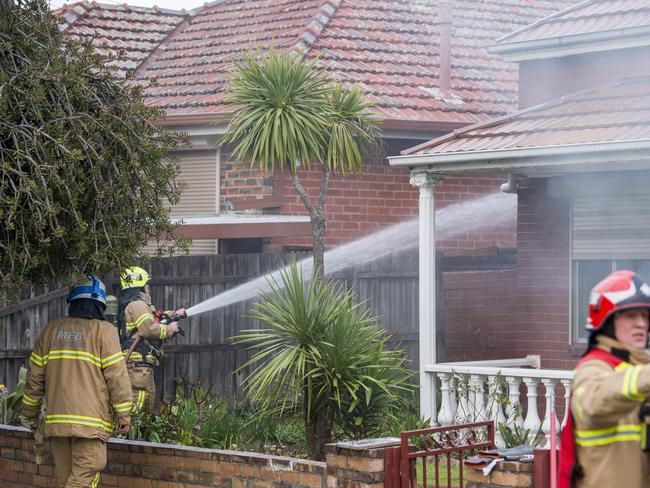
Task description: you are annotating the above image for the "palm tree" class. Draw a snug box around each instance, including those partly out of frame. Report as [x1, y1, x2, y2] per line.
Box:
[232, 262, 412, 460]
[221, 51, 379, 279]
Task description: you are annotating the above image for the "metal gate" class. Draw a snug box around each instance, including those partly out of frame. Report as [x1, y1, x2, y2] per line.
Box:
[385, 421, 495, 488]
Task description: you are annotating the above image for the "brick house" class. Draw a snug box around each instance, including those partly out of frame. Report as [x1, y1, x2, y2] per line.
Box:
[390, 0, 650, 420]
[55, 0, 574, 255]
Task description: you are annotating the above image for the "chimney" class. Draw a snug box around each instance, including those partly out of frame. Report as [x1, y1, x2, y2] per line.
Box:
[439, 1, 453, 94]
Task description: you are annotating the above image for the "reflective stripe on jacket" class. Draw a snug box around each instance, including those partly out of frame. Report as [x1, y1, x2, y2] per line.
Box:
[123, 295, 172, 367]
[561, 342, 650, 488]
[23, 316, 132, 441]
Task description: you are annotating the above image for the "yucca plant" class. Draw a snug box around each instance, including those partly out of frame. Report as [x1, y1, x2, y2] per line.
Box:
[232, 262, 412, 460]
[221, 51, 379, 279]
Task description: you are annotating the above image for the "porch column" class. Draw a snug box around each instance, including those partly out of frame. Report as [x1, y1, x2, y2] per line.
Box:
[409, 171, 442, 422]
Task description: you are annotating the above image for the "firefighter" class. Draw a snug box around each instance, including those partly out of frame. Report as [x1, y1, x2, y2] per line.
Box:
[20, 276, 132, 487]
[117, 266, 184, 414]
[559, 270, 650, 488]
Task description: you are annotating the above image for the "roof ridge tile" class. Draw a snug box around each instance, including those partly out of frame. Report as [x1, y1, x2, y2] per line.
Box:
[294, 0, 342, 54]
[496, 0, 594, 45]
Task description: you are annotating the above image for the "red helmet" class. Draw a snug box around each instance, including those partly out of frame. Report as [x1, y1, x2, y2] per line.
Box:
[587, 270, 650, 331]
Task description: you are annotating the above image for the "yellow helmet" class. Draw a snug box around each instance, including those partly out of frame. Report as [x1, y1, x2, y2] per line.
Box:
[120, 266, 150, 290]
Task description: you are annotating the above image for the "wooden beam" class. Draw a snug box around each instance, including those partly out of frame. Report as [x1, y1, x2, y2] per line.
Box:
[178, 221, 312, 239]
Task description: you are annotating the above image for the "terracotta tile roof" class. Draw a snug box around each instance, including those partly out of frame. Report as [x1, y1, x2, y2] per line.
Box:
[497, 0, 650, 46]
[404, 76, 650, 155]
[54, 1, 187, 78]
[131, 0, 576, 125]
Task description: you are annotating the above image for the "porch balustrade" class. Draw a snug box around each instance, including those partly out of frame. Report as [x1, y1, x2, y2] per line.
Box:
[425, 357, 574, 448]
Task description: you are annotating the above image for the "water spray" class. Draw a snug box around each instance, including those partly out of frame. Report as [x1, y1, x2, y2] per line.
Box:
[180, 191, 517, 318]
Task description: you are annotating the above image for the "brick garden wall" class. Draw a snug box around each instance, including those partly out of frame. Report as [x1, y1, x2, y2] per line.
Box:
[0, 425, 391, 488]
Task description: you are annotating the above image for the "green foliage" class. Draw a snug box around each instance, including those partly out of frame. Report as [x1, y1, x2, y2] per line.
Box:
[374, 390, 430, 438]
[232, 261, 413, 458]
[0, 0, 188, 294]
[222, 50, 379, 175]
[221, 50, 331, 173]
[221, 50, 380, 278]
[125, 380, 307, 456]
[498, 422, 544, 448]
[0, 366, 26, 424]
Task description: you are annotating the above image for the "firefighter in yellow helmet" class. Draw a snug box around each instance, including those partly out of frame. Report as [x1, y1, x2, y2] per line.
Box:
[21, 276, 132, 487]
[117, 266, 184, 414]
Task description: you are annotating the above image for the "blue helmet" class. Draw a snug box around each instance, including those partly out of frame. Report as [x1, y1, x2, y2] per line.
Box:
[67, 276, 107, 305]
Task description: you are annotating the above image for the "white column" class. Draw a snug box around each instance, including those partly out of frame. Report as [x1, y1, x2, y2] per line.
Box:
[505, 376, 524, 429]
[470, 374, 486, 421]
[488, 375, 507, 448]
[523, 377, 541, 435]
[410, 171, 442, 422]
[561, 379, 572, 430]
[541, 378, 559, 447]
[437, 372, 455, 426]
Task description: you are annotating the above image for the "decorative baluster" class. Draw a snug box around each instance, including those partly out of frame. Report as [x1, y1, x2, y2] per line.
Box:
[488, 375, 507, 448]
[523, 377, 542, 437]
[470, 375, 486, 421]
[561, 379, 572, 430]
[505, 376, 524, 429]
[541, 378, 559, 447]
[456, 373, 471, 424]
[437, 373, 455, 426]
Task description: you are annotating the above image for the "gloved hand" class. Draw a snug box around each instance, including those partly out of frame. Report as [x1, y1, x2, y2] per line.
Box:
[116, 421, 130, 435]
[19, 414, 38, 430]
[116, 413, 130, 435]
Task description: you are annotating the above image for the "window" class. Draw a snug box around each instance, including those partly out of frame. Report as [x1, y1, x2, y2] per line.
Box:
[572, 260, 650, 343]
[571, 194, 650, 343]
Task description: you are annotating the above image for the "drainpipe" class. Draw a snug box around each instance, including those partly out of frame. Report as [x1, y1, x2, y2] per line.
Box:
[410, 171, 443, 422]
[439, 1, 453, 95]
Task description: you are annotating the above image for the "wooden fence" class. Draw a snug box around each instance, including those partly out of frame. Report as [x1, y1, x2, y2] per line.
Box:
[0, 251, 513, 402]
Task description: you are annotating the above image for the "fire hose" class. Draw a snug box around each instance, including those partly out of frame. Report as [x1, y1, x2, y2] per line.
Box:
[124, 310, 187, 363]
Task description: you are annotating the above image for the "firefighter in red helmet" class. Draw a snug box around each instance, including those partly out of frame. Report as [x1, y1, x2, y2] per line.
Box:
[559, 270, 650, 488]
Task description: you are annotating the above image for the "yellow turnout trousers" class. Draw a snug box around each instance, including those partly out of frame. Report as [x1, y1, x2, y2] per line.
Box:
[50, 437, 106, 487]
[128, 366, 156, 414]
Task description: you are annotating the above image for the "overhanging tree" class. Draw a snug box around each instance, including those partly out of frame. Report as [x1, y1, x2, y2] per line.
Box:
[0, 0, 187, 295]
[221, 51, 379, 278]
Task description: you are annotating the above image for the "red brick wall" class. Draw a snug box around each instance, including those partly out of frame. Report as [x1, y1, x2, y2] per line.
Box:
[442, 268, 518, 362]
[519, 46, 650, 108]
[0, 425, 326, 488]
[513, 178, 574, 369]
[220, 149, 274, 210]
[441, 178, 575, 368]
[0, 425, 391, 488]
[271, 155, 515, 252]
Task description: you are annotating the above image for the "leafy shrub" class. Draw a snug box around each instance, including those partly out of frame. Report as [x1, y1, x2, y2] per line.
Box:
[0, 366, 26, 425]
[498, 422, 544, 448]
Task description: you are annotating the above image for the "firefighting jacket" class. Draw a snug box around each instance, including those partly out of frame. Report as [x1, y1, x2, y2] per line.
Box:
[122, 292, 173, 367]
[562, 336, 650, 488]
[22, 316, 132, 442]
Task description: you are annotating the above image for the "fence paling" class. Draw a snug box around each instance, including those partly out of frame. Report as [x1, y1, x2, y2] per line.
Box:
[397, 421, 494, 488]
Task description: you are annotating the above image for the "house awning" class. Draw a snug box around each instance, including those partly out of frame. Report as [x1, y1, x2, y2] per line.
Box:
[389, 76, 650, 176]
[173, 214, 311, 239]
[491, 0, 650, 61]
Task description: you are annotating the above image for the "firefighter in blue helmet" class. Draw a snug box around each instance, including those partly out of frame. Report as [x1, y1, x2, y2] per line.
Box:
[117, 266, 184, 414]
[21, 276, 132, 487]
